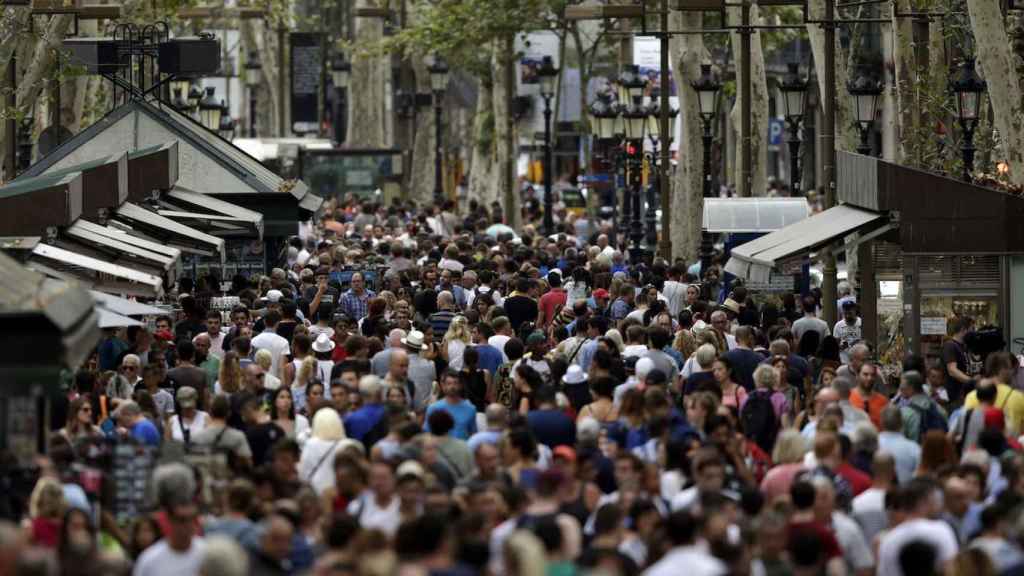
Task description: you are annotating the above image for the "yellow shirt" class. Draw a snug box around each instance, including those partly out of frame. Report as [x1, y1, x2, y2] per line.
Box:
[964, 383, 1024, 435]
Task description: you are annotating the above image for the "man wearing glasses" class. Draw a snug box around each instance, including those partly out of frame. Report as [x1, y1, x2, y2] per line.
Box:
[115, 355, 142, 399]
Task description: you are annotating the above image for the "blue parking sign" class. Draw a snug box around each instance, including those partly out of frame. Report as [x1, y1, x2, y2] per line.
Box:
[769, 118, 784, 148]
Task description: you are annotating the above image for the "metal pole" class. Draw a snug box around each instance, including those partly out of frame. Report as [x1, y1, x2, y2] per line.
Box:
[658, 0, 672, 259]
[278, 25, 287, 136]
[645, 145, 658, 248]
[319, 23, 327, 138]
[619, 146, 629, 245]
[250, 86, 257, 137]
[740, 0, 752, 197]
[629, 146, 644, 260]
[4, 56, 15, 181]
[542, 94, 553, 235]
[788, 122, 801, 192]
[961, 123, 976, 183]
[700, 119, 714, 273]
[433, 96, 443, 203]
[821, 0, 838, 326]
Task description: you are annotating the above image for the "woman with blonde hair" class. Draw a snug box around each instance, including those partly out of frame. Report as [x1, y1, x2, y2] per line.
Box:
[25, 477, 65, 548]
[441, 315, 472, 371]
[759, 429, 807, 502]
[215, 351, 243, 395]
[298, 407, 348, 494]
[292, 355, 317, 415]
[254, 349, 282, 390]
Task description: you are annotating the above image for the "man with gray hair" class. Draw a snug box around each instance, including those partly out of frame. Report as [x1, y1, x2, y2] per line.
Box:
[113, 400, 161, 446]
[878, 405, 921, 484]
[200, 536, 249, 576]
[895, 370, 948, 441]
[371, 328, 408, 377]
[342, 375, 387, 444]
[837, 343, 885, 394]
[428, 290, 457, 338]
[834, 376, 871, 429]
[468, 403, 508, 452]
[248, 514, 293, 575]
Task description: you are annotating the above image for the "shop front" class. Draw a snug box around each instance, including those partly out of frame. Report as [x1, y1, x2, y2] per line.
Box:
[727, 151, 1024, 376]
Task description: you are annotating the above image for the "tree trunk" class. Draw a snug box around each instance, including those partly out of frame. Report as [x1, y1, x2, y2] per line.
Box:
[670, 11, 704, 262]
[494, 36, 519, 228]
[410, 53, 436, 205]
[468, 74, 497, 209]
[347, 0, 387, 147]
[891, 0, 918, 165]
[806, 0, 858, 152]
[967, 0, 1024, 186]
[242, 19, 280, 136]
[728, 3, 769, 196]
[16, 14, 74, 116]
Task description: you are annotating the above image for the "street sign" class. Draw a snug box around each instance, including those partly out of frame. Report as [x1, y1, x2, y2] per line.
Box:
[769, 118, 784, 150]
[290, 32, 322, 133]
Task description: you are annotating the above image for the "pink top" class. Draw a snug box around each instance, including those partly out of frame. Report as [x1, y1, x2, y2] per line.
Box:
[760, 462, 806, 503]
[721, 385, 749, 410]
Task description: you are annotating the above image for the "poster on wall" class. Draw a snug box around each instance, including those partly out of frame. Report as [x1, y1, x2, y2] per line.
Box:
[632, 36, 676, 97]
[517, 32, 560, 87]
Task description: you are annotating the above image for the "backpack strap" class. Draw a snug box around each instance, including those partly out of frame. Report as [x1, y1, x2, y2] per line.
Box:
[308, 439, 342, 481]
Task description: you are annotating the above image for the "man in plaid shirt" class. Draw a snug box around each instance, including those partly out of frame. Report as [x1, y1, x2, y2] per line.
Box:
[339, 272, 375, 321]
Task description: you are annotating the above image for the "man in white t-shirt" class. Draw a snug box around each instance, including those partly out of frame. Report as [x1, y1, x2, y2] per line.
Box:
[251, 310, 290, 379]
[833, 301, 863, 364]
[661, 264, 688, 318]
[133, 502, 206, 576]
[877, 478, 959, 576]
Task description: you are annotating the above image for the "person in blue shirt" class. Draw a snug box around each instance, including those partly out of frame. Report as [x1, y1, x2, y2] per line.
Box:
[344, 375, 389, 444]
[471, 324, 504, 377]
[425, 371, 478, 440]
[113, 400, 161, 446]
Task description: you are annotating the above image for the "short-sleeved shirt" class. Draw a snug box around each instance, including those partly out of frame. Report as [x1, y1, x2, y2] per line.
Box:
[942, 339, 970, 404]
[849, 388, 889, 428]
[538, 288, 567, 327]
[191, 423, 253, 460]
[722, 348, 764, 391]
[425, 398, 478, 440]
[130, 419, 161, 446]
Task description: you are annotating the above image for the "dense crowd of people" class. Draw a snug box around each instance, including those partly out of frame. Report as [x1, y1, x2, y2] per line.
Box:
[8, 195, 1024, 576]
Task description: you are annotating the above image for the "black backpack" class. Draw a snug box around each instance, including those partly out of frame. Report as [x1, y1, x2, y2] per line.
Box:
[907, 401, 949, 441]
[741, 390, 779, 454]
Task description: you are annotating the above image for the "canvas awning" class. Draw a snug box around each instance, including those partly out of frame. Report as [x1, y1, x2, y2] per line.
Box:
[96, 307, 145, 329]
[62, 220, 178, 282]
[113, 202, 225, 262]
[162, 186, 264, 239]
[703, 197, 811, 233]
[725, 204, 890, 283]
[27, 243, 164, 298]
[90, 291, 167, 316]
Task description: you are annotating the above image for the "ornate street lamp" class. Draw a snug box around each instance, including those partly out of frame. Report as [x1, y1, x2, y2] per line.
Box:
[218, 101, 235, 139]
[588, 94, 621, 140]
[950, 58, 987, 183]
[330, 53, 351, 144]
[847, 69, 883, 156]
[589, 93, 628, 244]
[643, 101, 675, 248]
[778, 62, 809, 193]
[619, 66, 648, 261]
[536, 55, 559, 236]
[244, 51, 262, 138]
[428, 55, 450, 203]
[617, 64, 646, 107]
[187, 82, 203, 116]
[198, 87, 222, 131]
[691, 63, 722, 275]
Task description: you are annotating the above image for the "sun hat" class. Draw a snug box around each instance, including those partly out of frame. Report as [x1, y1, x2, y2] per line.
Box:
[401, 330, 429, 351]
[562, 365, 588, 385]
[312, 333, 336, 353]
[396, 460, 426, 481]
[720, 298, 742, 315]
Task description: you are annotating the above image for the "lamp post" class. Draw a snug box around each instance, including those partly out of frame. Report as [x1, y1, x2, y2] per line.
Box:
[645, 101, 677, 248]
[588, 93, 624, 243]
[330, 53, 351, 146]
[245, 51, 261, 138]
[537, 56, 559, 236]
[428, 55, 450, 204]
[691, 63, 721, 275]
[198, 87, 222, 131]
[619, 65, 647, 261]
[218, 100, 235, 140]
[950, 58, 986, 183]
[847, 69, 883, 156]
[778, 62, 809, 194]
[187, 82, 203, 118]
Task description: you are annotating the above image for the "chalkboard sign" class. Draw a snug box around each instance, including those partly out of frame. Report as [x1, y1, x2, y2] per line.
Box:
[109, 441, 158, 522]
[290, 32, 322, 133]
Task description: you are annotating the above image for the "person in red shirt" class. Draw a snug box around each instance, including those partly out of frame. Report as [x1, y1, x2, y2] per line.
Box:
[850, 362, 888, 428]
[785, 479, 844, 568]
[537, 271, 568, 329]
[837, 435, 872, 496]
